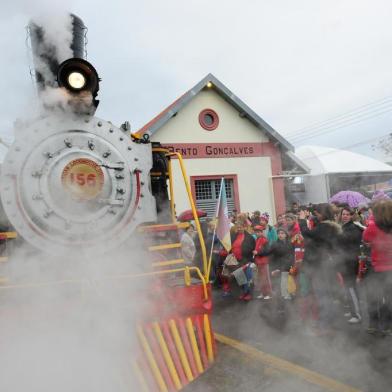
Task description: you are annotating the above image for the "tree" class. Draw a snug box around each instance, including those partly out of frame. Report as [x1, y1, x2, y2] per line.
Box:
[372, 133, 392, 156]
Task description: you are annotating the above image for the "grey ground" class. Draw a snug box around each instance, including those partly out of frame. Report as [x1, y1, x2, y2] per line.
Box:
[188, 288, 392, 392]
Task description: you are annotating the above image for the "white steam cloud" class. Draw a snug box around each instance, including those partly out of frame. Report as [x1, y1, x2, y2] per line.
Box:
[0, 9, 149, 392]
[32, 13, 74, 64]
[0, 238, 149, 391]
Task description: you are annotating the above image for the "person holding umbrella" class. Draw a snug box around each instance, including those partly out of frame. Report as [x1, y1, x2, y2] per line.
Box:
[338, 207, 364, 324]
[299, 203, 342, 335]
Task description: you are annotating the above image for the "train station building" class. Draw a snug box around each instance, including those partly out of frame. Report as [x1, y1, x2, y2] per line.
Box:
[136, 74, 307, 220]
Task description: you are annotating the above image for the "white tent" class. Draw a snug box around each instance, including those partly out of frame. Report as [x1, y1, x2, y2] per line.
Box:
[292, 145, 392, 204]
[296, 145, 392, 175]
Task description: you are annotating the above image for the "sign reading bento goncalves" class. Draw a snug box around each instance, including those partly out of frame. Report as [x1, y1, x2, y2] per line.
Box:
[162, 143, 267, 159]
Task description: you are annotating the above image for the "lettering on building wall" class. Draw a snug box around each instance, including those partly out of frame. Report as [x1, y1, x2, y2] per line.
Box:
[162, 143, 264, 159]
[205, 145, 254, 155]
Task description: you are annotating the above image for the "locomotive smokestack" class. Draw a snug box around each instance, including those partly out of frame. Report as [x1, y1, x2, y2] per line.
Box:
[29, 14, 87, 91]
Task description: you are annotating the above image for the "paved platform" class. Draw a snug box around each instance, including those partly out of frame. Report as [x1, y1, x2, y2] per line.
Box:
[186, 342, 342, 392]
[187, 289, 392, 392]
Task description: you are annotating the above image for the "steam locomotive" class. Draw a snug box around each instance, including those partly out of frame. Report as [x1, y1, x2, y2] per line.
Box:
[0, 15, 166, 255]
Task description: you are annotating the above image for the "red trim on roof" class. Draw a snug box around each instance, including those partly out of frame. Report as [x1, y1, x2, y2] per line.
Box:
[135, 92, 187, 135]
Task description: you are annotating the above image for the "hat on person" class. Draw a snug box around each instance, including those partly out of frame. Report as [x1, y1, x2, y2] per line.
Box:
[253, 225, 264, 232]
[277, 228, 288, 236]
[260, 212, 270, 222]
[357, 202, 368, 211]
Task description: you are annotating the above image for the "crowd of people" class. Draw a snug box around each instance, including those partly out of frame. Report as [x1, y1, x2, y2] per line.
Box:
[182, 199, 392, 337]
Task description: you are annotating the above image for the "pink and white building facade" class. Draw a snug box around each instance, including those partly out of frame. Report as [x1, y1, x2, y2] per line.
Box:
[136, 74, 307, 221]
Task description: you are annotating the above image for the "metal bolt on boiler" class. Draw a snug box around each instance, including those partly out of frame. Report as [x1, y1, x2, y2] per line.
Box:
[64, 139, 73, 148]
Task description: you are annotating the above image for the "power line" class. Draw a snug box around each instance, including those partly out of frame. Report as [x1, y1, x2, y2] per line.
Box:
[290, 105, 392, 142]
[284, 95, 392, 137]
[289, 106, 392, 143]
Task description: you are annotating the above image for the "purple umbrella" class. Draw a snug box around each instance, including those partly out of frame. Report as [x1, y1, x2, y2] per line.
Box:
[329, 191, 370, 208]
[372, 190, 391, 201]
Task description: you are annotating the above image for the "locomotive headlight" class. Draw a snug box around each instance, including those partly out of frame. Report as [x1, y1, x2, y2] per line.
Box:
[57, 58, 100, 107]
[68, 71, 86, 90]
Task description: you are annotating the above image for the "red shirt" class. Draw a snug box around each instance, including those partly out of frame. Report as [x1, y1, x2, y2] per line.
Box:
[289, 223, 305, 262]
[232, 233, 245, 261]
[363, 221, 392, 272]
[254, 236, 269, 265]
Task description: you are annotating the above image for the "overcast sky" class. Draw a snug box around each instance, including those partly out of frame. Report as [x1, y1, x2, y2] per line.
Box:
[1, 0, 392, 160]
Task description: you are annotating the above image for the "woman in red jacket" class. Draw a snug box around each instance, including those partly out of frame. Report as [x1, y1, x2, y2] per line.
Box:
[221, 223, 255, 297]
[363, 200, 392, 335]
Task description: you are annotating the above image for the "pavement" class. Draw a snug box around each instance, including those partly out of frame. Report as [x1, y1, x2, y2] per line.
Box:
[188, 287, 392, 392]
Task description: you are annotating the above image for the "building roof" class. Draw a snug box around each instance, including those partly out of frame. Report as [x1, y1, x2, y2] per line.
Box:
[295, 145, 392, 175]
[136, 73, 294, 151]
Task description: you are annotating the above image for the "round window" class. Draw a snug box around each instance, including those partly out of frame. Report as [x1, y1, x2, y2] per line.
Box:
[199, 109, 219, 131]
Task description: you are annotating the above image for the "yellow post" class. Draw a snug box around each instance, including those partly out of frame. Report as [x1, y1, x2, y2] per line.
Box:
[184, 267, 191, 287]
[203, 314, 214, 363]
[137, 326, 168, 392]
[190, 267, 208, 301]
[169, 319, 194, 382]
[167, 152, 208, 280]
[186, 317, 204, 373]
[167, 158, 177, 223]
[152, 322, 182, 391]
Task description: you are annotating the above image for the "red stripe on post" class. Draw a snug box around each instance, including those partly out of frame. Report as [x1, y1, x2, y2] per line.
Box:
[161, 321, 188, 387]
[194, 315, 209, 369]
[145, 324, 175, 391]
[177, 318, 199, 377]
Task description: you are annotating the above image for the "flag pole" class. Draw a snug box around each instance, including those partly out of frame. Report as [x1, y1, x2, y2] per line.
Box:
[207, 178, 224, 280]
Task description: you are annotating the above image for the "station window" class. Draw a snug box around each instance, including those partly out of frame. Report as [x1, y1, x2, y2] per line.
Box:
[193, 177, 236, 217]
[199, 109, 219, 131]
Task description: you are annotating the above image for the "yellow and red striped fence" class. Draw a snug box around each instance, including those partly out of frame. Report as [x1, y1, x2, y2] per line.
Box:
[135, 313, 216, 391]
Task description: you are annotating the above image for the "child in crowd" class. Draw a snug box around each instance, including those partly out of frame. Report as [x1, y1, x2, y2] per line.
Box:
[259, 212, 278, 244]
[252, 225, 272, 299]
[285, 213, 305, 264]
[275, 214, 286, 230]
[259, 228, 295, 299]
